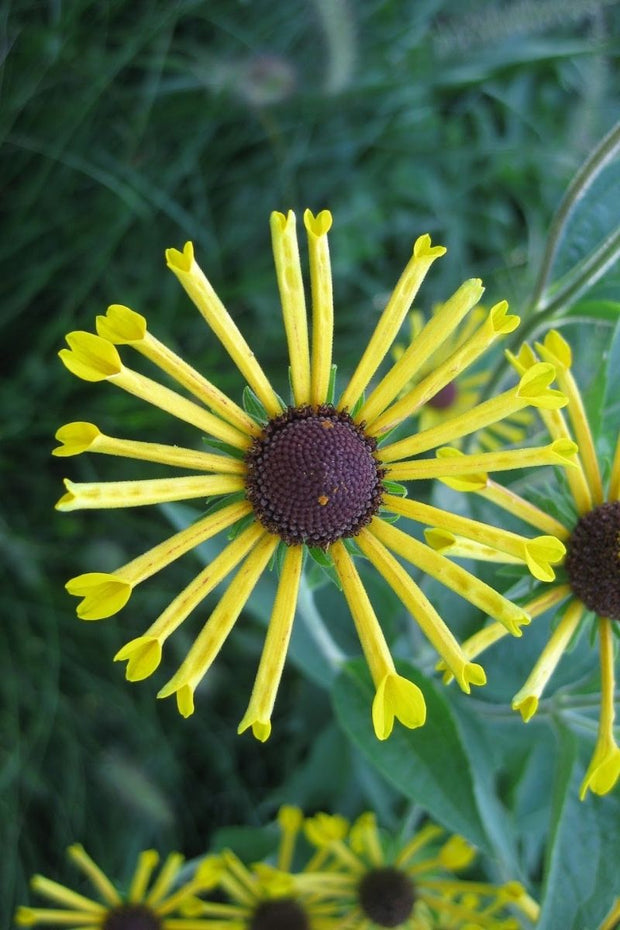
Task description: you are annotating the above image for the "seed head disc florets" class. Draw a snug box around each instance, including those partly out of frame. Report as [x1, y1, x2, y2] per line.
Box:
[358, 866, 416, 928]
[565, 501, 620, 621]
[249, 898, 310, 930]
[245, 405, 385, 548]
[103, 904, 162, 930]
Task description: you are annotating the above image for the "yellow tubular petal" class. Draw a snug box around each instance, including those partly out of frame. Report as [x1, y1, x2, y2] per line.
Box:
[116, 521, 266, 672]
[156, 534, 278, 713]
[357, 276, 483, 424]
[600, 900, 620, 930]
[332, 538, 428, 737]
[94, 303, 147, 343]
[534, 407, 593, 514]
[165, 241, 282, 417]
[580, 618, 620, 799]
[609, 433, 620, 501]
[59, 331, 122, 381]
[53, 422, 102, 456]
[339, 234, 447, 411]
[271, 211, 311, 405]
[370, 517, 530, 635]
[114, 636, 162, 681]
[15, 905, 101, 925]
[128, 850, 159, 903]
[439, 835, 476, 870]
[68, 844, 121, 905]
[479, 479, 570, 540]
[97, 305, 259, 437]
[440, 585, 571, 683]
[424, 529, 523, 564]
[66, 573, 132, 621]
[114, 499, 252, 588]
[145, 853, 184, 906]
[383, 439, 579, 478]
[304, 813, 350, 848]
[378, 362, 563, 459]
[277, 806, 303, 872]
[395, 824, 444, 868]
[111, 366, 250, 450]
[512, 599, 584, 721]
[356, 527, 486, 693]
[523, 584, 572, 618]
[372, 673, 427, 740]
[304, 209, 334, 405]
[331, 540, 396, 686]
[439, 622, 510, 685]
[523, 536, 567, 582]
[71, 501, 251, 624]
[238, 544, 304, 742]
[369, 300, 519, 436]
[55, 474, 244, 511]
[55, 424, 246, 473]
[349, 812, 384, 865]
[384, 493, 560, 569]
[537, 330, 604, 504]
[28, 875, 104, 913]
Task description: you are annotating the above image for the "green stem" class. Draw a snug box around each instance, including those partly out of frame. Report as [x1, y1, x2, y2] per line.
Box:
[529, 119, 620, 314]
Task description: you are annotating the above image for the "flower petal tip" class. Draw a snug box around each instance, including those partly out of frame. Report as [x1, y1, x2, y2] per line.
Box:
[66, 572, 132, 620]
[512, 695, 538, 722]
[303, 208, 332, 236]
[165, 241, 194, 272]
[115, 636, 162, 681]
[96, 304, 147, 344]
[53, 422, 101, 456]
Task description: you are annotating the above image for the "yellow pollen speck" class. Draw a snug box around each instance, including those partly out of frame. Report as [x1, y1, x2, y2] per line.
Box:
[321, 420, 334, 429]
[318, 495, 329, 506]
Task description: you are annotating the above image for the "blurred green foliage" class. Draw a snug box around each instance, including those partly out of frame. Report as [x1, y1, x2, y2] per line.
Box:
[2, 1, 619, 927]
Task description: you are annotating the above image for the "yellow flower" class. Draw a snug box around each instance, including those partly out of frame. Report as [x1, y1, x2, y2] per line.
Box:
[15, 843, 218, 929]
[295, 811, 539, 929]
[55, 210, 573, 740]
[435, 329, 620, 799]
[184, 806, 342, 930]
[392, 304, 533, 451]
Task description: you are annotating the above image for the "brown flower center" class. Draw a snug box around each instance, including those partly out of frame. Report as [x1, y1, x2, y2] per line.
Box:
[103, 904, 162, 930]
[248, 897, 310, 930]
[565, 501, 620, 620]
[358, 866, 416, 927]
[244, 405, 385, 548]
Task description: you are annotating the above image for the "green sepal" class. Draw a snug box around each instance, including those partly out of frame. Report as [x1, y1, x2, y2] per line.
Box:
[381, 479, 408, 497]
[348, 390, 366, 419]
[306, 546, 342, 590]
[325, 364, 338, 405]
[201, 436, 246, 459]
[242, 385, 269, 425]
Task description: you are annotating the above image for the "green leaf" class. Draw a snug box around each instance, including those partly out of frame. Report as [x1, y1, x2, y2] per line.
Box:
[537, 723, 620, 930]
[601, 315, 620, 452]
[332, 659, 491, 851]
[531, 122, 620, 317]
[568, 297, 620, 321]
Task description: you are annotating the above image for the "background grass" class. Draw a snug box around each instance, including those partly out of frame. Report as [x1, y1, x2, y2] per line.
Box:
[2, 0, 619, 924]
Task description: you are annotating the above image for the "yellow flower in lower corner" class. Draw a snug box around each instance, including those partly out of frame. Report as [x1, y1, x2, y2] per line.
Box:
[55, 210, 573, 740]
[297, 812, 539, 929]
[15, 843, 217, 929]
[186, 806, 342, 930]
[434, 330, 620, 799]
